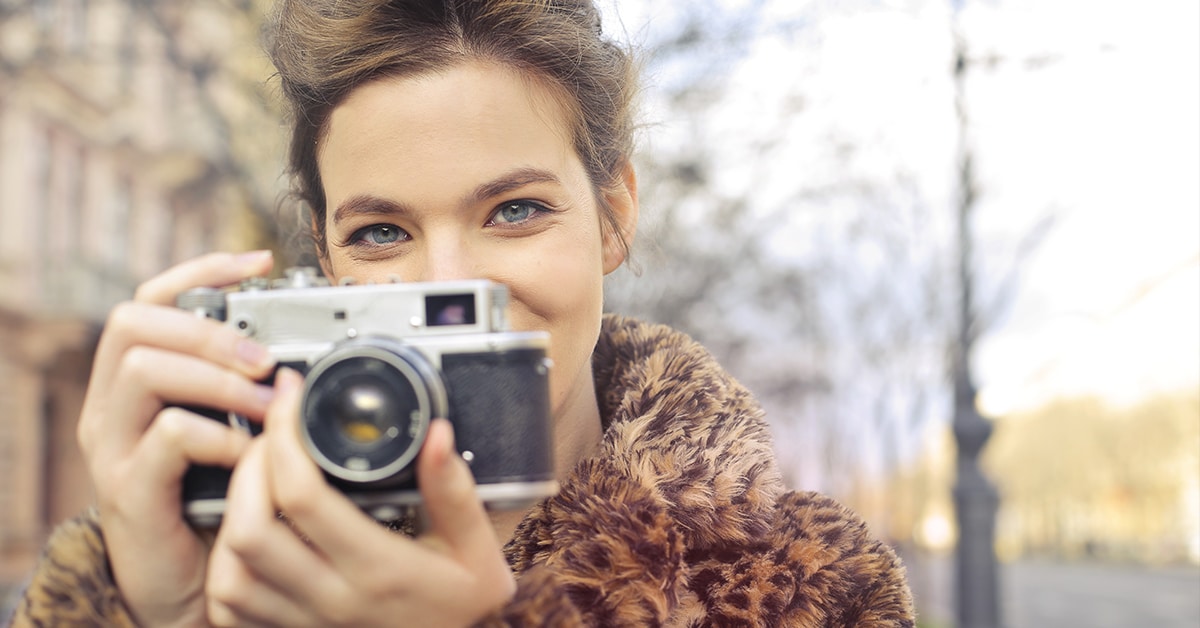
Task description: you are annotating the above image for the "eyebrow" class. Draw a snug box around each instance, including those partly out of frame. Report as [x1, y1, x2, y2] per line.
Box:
[332, 167, 563, 226]
[471, 167, 562, 202]
[332, 195, 413, 225]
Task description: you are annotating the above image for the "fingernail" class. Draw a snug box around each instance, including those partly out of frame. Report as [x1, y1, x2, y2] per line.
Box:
[255, 384, 275, 407]
[237, 339, 275, 369]
[435, 419, 457, 458]
[275, 367, 303, 393]
[236, 249, 273, 266]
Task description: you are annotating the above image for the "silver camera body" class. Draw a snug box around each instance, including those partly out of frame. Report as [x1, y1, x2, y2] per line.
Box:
[179, 268, 557, 527]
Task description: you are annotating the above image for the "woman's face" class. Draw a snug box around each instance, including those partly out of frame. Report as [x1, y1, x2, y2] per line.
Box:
[315, 61, 636, 423]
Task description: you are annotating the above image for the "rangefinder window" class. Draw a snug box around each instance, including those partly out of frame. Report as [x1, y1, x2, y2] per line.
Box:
[426, 293, 476, 326]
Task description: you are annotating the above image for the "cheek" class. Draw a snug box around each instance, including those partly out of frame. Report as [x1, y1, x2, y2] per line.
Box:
[507, 254, 604, 347]
[497, 217, 606, 326]
[501, 236, 606, 408]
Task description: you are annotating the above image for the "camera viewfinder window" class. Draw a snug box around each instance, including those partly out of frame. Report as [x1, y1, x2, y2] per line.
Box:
[426, 293, 476, 326]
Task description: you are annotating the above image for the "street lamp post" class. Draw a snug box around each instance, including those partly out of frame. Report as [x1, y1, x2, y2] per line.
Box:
[950, 3, 1002, 625]
[952, 375, 1001, 628]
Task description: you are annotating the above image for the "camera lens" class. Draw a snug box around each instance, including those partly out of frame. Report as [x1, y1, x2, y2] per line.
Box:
[301, 339, 448, 484]
[330, 371, 404, 444]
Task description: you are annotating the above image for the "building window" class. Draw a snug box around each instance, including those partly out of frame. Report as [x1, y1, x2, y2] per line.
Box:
[117, 4, 137, 97]
[59, 0, 88, 54]
[46, 131, 84, 264]
[32, 0, 89, 55]
[109, 176, 133, 269]
[31, 125, 52, 291]
[64, 142, 85, 260]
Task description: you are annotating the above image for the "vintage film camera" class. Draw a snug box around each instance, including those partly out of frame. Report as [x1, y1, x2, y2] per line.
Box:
[177, 267, 557, 528]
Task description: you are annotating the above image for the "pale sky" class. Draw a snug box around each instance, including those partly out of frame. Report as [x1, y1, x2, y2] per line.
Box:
[961, 0, 1199, 413]
[608, 0, 1200, 417]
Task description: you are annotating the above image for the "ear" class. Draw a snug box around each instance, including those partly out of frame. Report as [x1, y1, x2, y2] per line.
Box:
[601, 160, 639, 275]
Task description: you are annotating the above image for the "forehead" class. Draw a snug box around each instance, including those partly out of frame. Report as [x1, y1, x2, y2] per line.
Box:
[318, 61, 577, 181]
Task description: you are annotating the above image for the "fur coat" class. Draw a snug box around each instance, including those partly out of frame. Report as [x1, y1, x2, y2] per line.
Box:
[13, 315, 914, 627]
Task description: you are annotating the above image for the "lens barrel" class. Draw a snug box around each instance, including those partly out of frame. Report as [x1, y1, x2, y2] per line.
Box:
[300, 338, 448, 485]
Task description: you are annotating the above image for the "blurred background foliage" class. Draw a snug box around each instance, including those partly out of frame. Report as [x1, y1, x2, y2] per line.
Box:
[985, 391, 1200, 564]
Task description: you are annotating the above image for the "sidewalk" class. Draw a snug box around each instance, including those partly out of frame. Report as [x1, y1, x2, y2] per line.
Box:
[901, 550, 1200, 628]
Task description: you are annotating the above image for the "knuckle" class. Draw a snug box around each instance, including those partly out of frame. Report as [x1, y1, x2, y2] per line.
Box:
[148, 408, 190, 445]
[206, 576, 247, 616]
[131, 281, 155, 302]
[220, 520, 266, 558]
[104, 300, 143, 333]
[274, 483, 317, 519]
[119, 345, 159, 381]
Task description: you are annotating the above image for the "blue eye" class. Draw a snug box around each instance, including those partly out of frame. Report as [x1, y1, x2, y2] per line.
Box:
[491, 201, 543, 225]
[351, 224, 407, 245]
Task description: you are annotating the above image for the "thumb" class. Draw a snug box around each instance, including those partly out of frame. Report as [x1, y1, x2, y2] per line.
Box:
[417, 419, 500, 561]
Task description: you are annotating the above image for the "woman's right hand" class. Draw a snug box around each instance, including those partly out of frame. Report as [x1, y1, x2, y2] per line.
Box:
[77, 251, 279, 627]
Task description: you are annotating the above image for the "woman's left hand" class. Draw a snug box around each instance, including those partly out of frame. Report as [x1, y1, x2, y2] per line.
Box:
[205, 368, 516, 627]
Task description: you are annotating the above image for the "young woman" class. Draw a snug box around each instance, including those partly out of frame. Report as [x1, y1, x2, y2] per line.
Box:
[15, 1, 914, 625]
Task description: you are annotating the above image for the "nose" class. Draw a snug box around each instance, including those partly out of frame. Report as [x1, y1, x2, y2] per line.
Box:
[414, 232, 477, 283]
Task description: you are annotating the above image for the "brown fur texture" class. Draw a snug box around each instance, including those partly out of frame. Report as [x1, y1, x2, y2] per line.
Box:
[486, 315, 914, 627]
[10, 510, 137, 627]
[12, 315, 913, 627]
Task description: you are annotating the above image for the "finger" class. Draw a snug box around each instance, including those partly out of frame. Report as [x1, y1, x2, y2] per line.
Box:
[227, 435, 348, 595]
[415, 418, 504, 563]
[137, 406, 254, 483]
[207, 597, 275, 628]
[209, 439, 344, 626]
[208, 540, 322, 628]
[96, 408, 254, 589]
[413, 421, 517, 612]
[88, 347, 274, 465]
[208, 594, 308, 628]
[259, 372, 512, 620]
[87, 301, 276, 399]
[135, 250, 274, 306]
[261, 369, 427, 572]
[99, 406, 252, 531]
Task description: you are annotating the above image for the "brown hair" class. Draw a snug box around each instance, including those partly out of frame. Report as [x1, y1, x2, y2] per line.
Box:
[265, 0, 638, 262]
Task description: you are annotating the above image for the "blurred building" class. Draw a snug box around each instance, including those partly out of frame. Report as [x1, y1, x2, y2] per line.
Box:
[0, 0, 280, 593]
[984, 393, 1200, 566]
